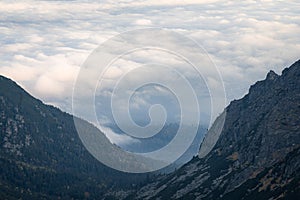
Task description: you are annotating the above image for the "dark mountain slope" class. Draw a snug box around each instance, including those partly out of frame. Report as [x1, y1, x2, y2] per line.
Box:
[129, 60, 300, 200]
[0, 75, 150, 199]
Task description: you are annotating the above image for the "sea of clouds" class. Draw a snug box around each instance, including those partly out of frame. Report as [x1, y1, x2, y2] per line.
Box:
[0, 0, 299, 144]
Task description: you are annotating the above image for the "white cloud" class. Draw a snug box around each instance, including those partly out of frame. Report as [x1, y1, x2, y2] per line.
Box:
[99, 124, 140, 145]
[134, 19, 153, 26]
[0, 0, 299, 145]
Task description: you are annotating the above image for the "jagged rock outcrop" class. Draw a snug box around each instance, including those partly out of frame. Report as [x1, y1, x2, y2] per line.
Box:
[128, 60, 300, 200]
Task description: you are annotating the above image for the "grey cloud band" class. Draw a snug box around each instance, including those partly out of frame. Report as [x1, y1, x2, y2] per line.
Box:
[72, 28, 226, 173]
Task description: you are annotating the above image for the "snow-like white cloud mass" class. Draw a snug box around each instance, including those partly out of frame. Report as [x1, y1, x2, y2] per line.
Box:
[0, 0, 299, 144]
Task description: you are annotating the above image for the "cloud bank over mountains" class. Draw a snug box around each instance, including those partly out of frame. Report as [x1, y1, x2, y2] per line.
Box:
[0, 1, 299, 141]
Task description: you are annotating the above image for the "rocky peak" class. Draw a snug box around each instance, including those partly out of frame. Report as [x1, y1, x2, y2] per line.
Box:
[132, 60, 300, 200]
[266, 70, 279, 80]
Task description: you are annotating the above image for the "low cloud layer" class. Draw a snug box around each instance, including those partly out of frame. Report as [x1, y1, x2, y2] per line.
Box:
[0, 0, 299, 144]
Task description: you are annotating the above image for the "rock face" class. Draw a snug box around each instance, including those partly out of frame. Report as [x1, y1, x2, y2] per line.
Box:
[0, 75, 150, 199]
[130, 60, 300, 200]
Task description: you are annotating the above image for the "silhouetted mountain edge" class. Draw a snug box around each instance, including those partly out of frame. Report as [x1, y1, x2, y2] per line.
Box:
[125, 60, 300, 199]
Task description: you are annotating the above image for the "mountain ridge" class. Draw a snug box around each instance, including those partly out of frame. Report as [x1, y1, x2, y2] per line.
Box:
[126, 60, 300, 200]
[1, 59, 299, 199]
[0, 74, 154, 199]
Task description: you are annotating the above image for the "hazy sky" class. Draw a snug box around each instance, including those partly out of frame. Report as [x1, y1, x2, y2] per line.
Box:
[0, 0, 299, 144]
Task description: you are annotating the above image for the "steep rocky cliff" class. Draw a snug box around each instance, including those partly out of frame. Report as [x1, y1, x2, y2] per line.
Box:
[129, 60, 300, 200]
